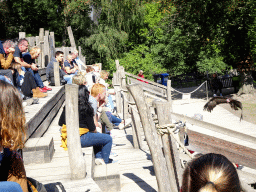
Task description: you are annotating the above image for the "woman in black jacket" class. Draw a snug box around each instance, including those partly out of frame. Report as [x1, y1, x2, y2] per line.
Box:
[59, 85, 112, 164]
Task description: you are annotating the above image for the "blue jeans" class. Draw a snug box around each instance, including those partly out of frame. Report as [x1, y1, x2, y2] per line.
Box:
[111, 114, 122, 126]
[22, 67, 44, 88]
[0, 75, 13, 85]
[80, 132, 112, 163]
[63, 74, 76, 84]
[0, 181, 23, 192]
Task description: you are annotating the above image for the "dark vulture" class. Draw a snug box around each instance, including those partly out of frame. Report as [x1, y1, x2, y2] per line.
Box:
[203, 96, 243, 121]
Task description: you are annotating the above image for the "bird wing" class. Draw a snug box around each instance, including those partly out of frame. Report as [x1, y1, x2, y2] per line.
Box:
[203, 98, 217, 112]
[229, 99, 242, 111]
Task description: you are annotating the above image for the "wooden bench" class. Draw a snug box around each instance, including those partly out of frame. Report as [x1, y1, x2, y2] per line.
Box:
[23, 67, 65, 165]
[207, 76, 239, 93]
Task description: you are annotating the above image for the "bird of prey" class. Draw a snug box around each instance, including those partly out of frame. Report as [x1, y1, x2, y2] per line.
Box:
[203, 96, 243, 121]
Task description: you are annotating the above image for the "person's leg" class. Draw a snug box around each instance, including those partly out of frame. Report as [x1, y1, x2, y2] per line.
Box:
[27, 68, 44, 88]
[0, 69, 14, 84]
[0, 75, 13, 85]
[63, 75, 73, 84]
[21, 72, 37, 97]
[111, 114, 122, 126]
[80, 132, 112, 163]
[0, 181, 23, 192]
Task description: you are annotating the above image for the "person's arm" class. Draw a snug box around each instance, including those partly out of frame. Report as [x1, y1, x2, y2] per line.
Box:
[0, 53, 14, 69]
[64, 66, 74, 74]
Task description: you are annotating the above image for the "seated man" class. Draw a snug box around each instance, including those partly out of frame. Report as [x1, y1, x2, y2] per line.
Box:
[71, 50, 86, 70]
[46, 51, 69, 85]
[0, 40, 15, 70]
[22, 46, 51, 92]
[0, 40, 15, 84]
[63, 53, 79, 75]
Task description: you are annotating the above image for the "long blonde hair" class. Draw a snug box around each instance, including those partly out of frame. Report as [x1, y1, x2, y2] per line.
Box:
[0, 81, 26, 150]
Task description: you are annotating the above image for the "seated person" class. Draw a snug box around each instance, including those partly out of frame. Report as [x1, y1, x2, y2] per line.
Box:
[58, 76, 113, 164]
[0, 81, 28, 191]
[22, 46, 52, 92]
[63, 54, 79, 75]
[0, 40, 15, 84]
[182, 153, 242, 192]
[211, 73, 223, 97]
[0, 40, 15, 70]
[71, 50, 86, 70]
[12, 62, 47, 98]
[46, 51, 69, 85]
[99, 70, 115, 112]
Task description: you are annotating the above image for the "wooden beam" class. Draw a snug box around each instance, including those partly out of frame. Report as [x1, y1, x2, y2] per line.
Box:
[67, 26, 76, 48]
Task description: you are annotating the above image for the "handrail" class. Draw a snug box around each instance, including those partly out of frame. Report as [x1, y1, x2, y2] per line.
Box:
[124, 72, 167, 89]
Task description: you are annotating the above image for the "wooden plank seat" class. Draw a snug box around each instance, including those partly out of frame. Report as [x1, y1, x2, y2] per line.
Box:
[23, 67, 65, 165]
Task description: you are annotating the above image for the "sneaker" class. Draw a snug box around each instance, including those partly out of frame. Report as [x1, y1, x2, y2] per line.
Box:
[43, 86, 52, 91]
[95, 158, 105, 165]
[39, 87, 47, 93]
[213, 94, 217, 97]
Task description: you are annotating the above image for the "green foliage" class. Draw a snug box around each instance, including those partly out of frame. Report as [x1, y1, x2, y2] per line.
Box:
[107, 44, 167, 80]
[82, 25, 128, 65]
[196, 52, 228, 74]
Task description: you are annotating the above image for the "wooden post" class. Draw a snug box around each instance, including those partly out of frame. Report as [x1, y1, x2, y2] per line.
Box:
[65, 84, 86, 179]
[44, 36, 50, 67]
[115, 60, 120, 70]
[120, 66, 129, 120]
[127, 84, 172, 192]
[45, 30, 49, 37]
[19, 32, 26, 39]
[54, 62, 60, 86]
[35, 36, 41, 68]
[167, 80, 173, 112]
[39, 28, 45, 68]
[154, 101, 181, 192]
[63, 47, 69, 61]
[50, 32, 55, 47]
[67, 26, 76, 48]
[130, 105, 144, 149]
[49, 34, 56, 61]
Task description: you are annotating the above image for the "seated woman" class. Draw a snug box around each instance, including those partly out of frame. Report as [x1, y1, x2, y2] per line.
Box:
[182, 153, 242, 192]
[12, 62, 47, 98]
[58, 75, 113, 164]
[0, 40, 15, 70]
[22, 46, 52, 92]
[0, 81, 28, 191]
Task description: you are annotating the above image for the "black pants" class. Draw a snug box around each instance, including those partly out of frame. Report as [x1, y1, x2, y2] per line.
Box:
[0, 69, 14, 84]
[21, 72, 37, 97]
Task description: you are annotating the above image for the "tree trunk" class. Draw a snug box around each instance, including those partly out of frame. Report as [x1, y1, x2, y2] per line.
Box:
[238, 71, 255, 95]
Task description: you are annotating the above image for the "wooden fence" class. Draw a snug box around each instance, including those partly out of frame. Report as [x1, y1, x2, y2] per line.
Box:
[113, 60, 256, 192]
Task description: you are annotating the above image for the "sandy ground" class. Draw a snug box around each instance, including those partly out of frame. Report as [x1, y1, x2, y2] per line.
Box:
[221, 91, 256, 125]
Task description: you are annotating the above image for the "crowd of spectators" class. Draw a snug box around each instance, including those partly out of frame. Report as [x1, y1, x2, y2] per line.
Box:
[0, 39, 51, 106]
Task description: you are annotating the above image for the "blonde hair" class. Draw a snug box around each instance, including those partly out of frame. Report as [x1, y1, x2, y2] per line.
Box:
[182, 153, 242, 192]
[0, 81, 26, 150]
[100, 70, 109, 79]
[91, 83, 105, 97]
[72, 74, 87, 85]
[30, 46, 41, 59]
